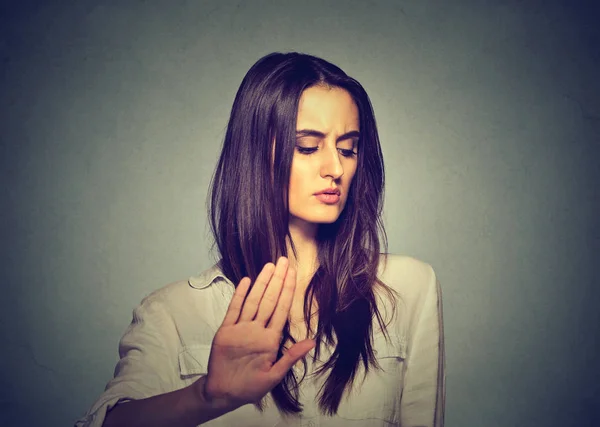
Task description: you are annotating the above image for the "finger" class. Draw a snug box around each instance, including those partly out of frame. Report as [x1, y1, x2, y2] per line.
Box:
[221, 277, 251, 327]
[237, 262, 275, 322]
[238, 259, 280, 322]
[266, 265, 296, 331]
[254, 259, 290, 326]
[270, 339, 316, 380]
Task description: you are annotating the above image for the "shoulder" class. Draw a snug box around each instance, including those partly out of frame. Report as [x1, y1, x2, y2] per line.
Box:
[140, 262, 234, 305]
[377, 253, 438, 299]
[376, 254, 441, 334]
[129, 263, 235, 340]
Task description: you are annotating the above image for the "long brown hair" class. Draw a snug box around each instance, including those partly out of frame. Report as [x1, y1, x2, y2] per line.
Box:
[207, 52, 398, 415]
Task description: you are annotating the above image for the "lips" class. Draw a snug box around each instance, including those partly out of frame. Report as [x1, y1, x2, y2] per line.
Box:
[314, 188, 341, 196]
[315, 192, 340, 204]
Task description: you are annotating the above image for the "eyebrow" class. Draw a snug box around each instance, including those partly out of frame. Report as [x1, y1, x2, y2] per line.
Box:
[295, 129, 360, 143]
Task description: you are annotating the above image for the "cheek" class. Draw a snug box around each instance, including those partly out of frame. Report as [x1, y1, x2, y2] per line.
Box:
[288, 157, 312, 190]
[288, 161, 304, 201]
[344, 162, 358, 185]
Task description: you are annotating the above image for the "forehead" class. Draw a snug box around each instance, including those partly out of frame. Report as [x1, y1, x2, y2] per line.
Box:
[296, 85, 359, 130]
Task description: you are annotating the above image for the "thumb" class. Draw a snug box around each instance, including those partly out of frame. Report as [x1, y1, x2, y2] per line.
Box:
[270, 339, 316, 380]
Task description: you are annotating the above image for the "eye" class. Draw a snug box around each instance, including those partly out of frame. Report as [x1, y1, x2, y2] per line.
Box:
[295, 146, 357, 157]
[339, 149, 357, 158]
[296, 147, 317, 155]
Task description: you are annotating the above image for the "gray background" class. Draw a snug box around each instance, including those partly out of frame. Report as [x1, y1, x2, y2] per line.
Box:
[1, 1, 598, 426]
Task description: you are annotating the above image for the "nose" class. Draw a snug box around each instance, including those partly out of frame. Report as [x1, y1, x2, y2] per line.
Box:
[319, 145, 344, 180]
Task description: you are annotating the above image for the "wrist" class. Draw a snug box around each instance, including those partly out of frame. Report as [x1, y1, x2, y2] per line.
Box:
[192, 375, 238, 414]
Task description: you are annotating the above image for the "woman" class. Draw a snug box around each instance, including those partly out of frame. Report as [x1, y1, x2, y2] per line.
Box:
[75, 52, 445, 427]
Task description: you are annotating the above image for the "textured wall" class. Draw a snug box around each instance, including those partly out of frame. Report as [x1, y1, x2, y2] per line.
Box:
[1, 1, 598, 426]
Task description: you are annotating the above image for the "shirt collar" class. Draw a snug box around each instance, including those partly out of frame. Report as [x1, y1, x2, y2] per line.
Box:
[187, 261, 233, 290]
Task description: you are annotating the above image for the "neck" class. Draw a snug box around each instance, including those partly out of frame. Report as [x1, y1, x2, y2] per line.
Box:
[286, 217, 320, 337]
[287, 217, 319, 290]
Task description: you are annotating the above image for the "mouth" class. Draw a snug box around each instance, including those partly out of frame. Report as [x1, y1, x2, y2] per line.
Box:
[314, 192, 341, 204]
[314, 188, 341, 196]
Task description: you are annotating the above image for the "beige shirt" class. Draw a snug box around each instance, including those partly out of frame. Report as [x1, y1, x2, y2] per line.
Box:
[75, 254, 445, 427]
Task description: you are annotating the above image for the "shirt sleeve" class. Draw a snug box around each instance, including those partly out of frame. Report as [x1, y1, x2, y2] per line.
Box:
[74, 297, 179, 427]
[400, 265, 446, 427]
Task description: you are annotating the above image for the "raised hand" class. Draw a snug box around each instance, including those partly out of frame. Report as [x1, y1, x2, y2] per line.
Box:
[197, 257, 316, 409]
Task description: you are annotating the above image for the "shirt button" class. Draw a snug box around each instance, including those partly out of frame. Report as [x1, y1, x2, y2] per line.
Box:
[308, 422, 315, 427]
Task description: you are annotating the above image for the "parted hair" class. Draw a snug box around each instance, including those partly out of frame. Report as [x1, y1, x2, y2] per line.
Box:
[207, 52, 397, 415]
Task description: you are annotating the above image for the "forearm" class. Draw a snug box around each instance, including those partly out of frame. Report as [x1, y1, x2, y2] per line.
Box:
[102, 376, 235, 427]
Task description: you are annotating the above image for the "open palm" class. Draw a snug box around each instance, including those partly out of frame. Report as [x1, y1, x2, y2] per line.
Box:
[202, 257, 315, 407]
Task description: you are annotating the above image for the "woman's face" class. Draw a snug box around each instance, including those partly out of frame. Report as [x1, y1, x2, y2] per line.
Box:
[288, 85, 359, 226]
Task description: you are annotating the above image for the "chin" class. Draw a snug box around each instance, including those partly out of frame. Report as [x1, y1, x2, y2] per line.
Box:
[290, 202, 347, 225]
[302, 212, 342, 224]
[290, 211, 341, 225]
[315, 217, 340, 224]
